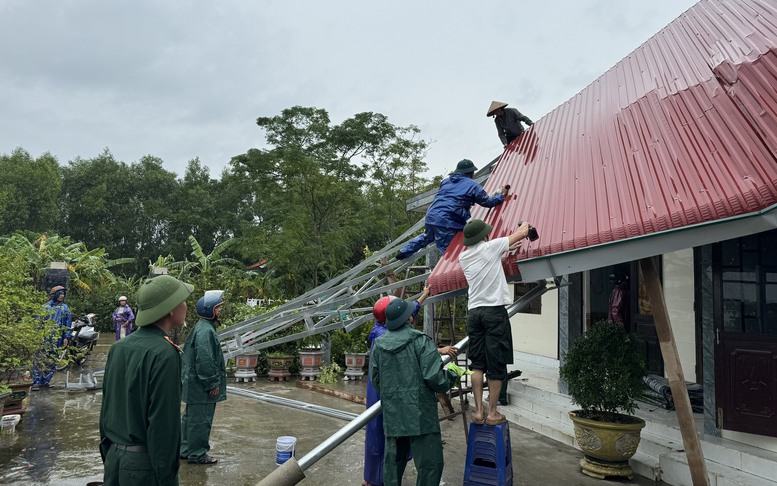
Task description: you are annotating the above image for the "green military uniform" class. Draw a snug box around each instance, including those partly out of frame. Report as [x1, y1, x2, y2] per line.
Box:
[99, 325, 183, 486]
[180, 317, 227, 462]
[370, 322, 457, 486]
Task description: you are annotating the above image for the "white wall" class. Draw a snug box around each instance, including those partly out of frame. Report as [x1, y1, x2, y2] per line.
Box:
[510, 279, 559, 359]
[662, 249, 697, 382]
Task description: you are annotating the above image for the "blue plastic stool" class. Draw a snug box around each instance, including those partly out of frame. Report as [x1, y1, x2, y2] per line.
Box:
[463, 421, 513, 486]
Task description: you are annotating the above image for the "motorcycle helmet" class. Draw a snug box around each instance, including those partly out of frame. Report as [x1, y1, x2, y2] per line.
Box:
[196, 290, 225, 320]
[372, 295, 398, 324]
[118, 295, 128, 303]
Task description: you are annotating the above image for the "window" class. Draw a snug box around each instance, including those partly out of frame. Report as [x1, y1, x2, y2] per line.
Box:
[513, 282, 542, 315]
[720, 230, 777, 335]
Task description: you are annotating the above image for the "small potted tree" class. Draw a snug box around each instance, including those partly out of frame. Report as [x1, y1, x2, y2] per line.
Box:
[298, 335, 326, 381]
[266, 351, 295, 382]
[559, 320, 647, 480]
[343, 339, 370, 381]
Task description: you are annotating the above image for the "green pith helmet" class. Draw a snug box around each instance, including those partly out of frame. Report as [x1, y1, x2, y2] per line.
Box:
[463, 219, 493, 246]
[385, 299, 415, 330]
[135, 275, 194, 327]
[453, 159, 477, 174]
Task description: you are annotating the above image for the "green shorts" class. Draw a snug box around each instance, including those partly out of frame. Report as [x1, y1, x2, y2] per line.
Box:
[467, 306, 513, 381]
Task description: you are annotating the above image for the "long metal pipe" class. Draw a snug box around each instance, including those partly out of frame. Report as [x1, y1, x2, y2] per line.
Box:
[298, 335, 468, 470]
[256, 335, 470, 485]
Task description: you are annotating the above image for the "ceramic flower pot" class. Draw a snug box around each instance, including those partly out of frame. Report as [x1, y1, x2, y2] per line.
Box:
[568, 410, 645, 480]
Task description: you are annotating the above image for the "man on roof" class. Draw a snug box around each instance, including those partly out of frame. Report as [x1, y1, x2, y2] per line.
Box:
[395, 159, 508, 261]
[487, 100, 534, 147]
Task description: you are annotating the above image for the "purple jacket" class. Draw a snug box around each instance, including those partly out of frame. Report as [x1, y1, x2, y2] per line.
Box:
[113, 305, 135, 339]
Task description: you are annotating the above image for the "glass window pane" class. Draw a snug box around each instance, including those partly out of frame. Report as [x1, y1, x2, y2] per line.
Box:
[722, 240, 740, 267]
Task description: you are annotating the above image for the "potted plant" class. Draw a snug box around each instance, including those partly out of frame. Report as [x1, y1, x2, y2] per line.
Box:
[343, 339, 369, 381]
[266, 351, 294, 382]
[298, 335, 326, 381]
[559, 320, 647, 480]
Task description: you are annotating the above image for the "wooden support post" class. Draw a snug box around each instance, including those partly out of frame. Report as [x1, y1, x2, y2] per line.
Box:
[640, 257, 709, 486]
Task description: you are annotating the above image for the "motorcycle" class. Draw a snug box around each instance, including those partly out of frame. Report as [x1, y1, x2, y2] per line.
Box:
[56, 313, 100, 371]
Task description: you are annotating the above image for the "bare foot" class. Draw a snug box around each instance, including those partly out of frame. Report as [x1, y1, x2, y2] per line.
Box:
[485, 412, 507, 425]
[471, 411, 486, 424]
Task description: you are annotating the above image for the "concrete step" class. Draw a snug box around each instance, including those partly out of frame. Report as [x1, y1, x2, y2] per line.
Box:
[661, 450, 777, 486]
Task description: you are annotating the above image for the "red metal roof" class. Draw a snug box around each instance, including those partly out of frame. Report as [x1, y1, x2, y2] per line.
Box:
[429, 0, 777, 295]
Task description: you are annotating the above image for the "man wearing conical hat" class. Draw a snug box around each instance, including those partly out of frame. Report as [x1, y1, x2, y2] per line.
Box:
[487, 100, 534, 147]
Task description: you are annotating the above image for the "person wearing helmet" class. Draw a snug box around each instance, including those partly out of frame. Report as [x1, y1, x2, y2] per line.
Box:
[180, 290, 227, 465]
[487, 100, 534, 147]
[32, 285, 73, 389]
[395, 159, 508, 261]
[100, 274, 193, 486]
[369, 299, 461, 486]
[112, 295, 135, 341]
[363, 285, 457, 486]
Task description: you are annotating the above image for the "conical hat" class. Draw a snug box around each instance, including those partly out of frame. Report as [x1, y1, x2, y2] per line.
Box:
[487, 101, 508, 116]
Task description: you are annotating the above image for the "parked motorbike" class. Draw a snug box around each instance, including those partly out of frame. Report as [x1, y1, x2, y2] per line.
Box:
[56, 313, 100, 371]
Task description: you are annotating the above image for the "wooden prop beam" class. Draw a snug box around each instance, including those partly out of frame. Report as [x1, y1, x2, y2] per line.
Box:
[640, 257, 709, 485]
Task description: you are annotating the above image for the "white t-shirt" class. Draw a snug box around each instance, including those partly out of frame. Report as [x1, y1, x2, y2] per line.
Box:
[458, 237, 512, 309]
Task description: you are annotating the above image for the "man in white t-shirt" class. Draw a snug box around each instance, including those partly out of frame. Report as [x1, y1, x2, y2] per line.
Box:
[459, 218, 530, 425]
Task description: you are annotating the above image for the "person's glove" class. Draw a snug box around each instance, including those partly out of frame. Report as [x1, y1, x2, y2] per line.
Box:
[446, 362, 472, 379]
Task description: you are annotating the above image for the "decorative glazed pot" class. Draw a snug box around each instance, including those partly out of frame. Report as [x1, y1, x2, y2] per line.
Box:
[3, 382, 33, 416]
[235, 353, 259, 383]
[0, 390, 10, 417]
[299, 348, 324, 381]
[267, 355, 294, 382]
[568, 410, 645, 480]
[343, 352, 369, 381]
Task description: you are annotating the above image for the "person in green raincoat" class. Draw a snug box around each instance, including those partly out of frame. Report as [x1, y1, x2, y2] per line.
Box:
[180, 290, 227, 465]
[369, 299, 464, 486]
[99, 275, 193, 486]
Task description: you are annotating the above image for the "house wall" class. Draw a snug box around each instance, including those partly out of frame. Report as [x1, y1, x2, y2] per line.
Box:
[511, 279, 559, 359]
[663, 249, 697, 383]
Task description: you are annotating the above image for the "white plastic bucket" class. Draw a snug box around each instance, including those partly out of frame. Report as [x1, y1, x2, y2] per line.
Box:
[1, 414, 21, 435]
[275, 436, 297, 466]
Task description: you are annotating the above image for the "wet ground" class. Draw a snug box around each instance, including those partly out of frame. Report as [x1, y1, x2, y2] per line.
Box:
[0, 335, 661, 485]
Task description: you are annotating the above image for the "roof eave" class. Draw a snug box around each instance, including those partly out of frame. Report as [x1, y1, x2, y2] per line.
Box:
[517, 204, 777, 282]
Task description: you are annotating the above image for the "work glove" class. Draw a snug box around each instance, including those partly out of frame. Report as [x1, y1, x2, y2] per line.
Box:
[446, 362, 472, 379]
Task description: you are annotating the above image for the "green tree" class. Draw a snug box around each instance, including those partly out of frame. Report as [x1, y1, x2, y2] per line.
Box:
[228, 106, 431, 295]
[0, 148, 61, 236]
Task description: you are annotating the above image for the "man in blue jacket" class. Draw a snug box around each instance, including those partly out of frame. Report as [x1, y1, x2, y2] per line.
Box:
[396, 159, 507, 260]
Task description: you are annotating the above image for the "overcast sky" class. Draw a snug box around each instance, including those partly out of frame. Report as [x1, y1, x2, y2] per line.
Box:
[0, 1, 699, 180]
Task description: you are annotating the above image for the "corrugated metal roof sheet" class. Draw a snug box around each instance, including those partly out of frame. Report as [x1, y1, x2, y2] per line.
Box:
[429, 0, 777, 295]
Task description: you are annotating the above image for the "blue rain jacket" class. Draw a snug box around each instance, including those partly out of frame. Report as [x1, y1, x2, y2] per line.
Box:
[425, 173, 504, 229]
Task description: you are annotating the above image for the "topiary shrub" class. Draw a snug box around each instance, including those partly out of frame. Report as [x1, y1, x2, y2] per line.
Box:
[559, 320, 646, 423]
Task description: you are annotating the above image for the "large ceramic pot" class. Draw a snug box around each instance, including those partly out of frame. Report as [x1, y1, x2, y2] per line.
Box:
[235, 353, 259, 383]
[343, 352, 369, 381]
[569, 411, 645, 480]
[0, 390, 10, 417]
[299, 348, 324, 381]
[4, 382, 33, 416]
[267, 355, 294, 382]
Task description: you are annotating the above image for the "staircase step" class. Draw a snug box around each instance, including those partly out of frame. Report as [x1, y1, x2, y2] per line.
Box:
[661, 450, 777, 486]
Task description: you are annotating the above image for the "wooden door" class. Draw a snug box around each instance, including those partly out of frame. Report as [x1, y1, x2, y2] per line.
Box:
[714, 231, 777, 437]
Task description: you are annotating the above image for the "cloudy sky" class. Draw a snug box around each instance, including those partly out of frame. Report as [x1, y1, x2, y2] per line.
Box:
[0, 1, 699, 180]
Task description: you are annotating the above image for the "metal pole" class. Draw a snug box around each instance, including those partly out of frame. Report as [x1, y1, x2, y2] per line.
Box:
[257, 336, 470, 485]
[298, 335, 469, 471]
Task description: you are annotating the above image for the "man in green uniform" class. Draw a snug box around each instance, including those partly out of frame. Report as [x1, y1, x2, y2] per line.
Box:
[99, 275, 193, 486]
[369, 298, 463, 486]
[180, 290, 227, 465]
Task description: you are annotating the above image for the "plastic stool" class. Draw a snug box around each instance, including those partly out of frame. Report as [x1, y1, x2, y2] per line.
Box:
[463, 421, 513, 486]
